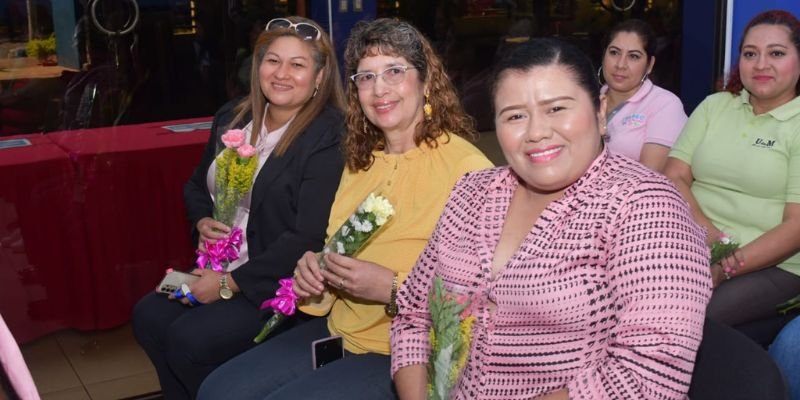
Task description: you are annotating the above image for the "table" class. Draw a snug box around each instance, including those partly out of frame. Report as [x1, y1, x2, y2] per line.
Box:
[0, 57, 78, 81]
[46, 118, 211, 335]
[0, 134, 94, 343]
[1, 119, 211, 343]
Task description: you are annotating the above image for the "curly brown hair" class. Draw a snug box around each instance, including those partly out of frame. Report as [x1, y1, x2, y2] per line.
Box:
[228, 16, 345, 156]
[719, 10, 800, 96]
[343, 18, 477, 171]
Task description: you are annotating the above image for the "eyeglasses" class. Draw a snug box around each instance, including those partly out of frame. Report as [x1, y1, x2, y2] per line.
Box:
[350, 65, 416, 89]
[265, 18, 321, 41]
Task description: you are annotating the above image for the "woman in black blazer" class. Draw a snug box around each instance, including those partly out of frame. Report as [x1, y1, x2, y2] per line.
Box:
[132, 17, 346, 400]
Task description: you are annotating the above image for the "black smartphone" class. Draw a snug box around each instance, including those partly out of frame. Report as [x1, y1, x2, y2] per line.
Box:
[311, 336, 344, 370]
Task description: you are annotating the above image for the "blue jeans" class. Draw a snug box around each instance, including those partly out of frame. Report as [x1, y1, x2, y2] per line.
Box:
[197, 317, 397, 400]
[770, 316, 800, 400]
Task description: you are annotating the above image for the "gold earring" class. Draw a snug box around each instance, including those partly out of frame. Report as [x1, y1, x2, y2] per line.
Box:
[423, 94, 432, 121]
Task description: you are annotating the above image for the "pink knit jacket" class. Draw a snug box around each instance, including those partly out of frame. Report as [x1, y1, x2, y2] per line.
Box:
[391, 150, 712, 399]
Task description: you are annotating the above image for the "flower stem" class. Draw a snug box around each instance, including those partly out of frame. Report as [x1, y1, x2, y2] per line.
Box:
[253, 313, 287, 343]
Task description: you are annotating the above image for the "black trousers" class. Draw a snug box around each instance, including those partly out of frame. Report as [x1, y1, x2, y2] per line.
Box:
[689, 318, 789, 400]
[132, 292, 275, 399]
[707, 267, 800, 345]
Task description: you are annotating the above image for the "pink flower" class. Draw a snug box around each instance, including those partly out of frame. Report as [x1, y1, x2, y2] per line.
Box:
[221, 129, 246, 148]
[237, 144, 257, 158]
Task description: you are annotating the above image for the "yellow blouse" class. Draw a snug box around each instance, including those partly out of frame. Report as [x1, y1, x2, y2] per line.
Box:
[299, 134, 493, 354]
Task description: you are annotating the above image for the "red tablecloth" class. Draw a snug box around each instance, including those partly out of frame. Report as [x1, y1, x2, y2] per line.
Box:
[0, 134, 93, 343]
[2, 119, 211, 343]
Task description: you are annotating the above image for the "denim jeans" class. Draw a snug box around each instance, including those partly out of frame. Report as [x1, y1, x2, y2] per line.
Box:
[198, 317, 397, 400]
[770, 316, 800, 400]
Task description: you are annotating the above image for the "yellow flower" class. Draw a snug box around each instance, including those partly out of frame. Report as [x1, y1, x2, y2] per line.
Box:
[455, 316, 475, 372]
[229, 156, 257, 194]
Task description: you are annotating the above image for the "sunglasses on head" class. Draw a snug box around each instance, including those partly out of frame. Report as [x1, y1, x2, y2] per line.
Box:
[265, 18, 321, 41]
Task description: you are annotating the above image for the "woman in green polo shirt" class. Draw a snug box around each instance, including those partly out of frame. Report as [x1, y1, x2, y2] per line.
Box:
[664, 10, 800, 340]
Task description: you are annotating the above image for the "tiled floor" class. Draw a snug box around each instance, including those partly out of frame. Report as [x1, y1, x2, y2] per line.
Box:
[20, 324, 161, 400]
[16, 131, 504, 400]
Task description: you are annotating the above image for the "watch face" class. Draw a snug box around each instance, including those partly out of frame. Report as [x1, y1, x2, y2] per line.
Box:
[220, 287, 234, 300]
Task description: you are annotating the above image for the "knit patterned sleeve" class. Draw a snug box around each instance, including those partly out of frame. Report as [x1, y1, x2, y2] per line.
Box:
[567, 177, 713, 399]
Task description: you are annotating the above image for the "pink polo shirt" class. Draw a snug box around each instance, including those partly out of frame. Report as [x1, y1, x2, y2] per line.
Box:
[603, 80, 687, 161]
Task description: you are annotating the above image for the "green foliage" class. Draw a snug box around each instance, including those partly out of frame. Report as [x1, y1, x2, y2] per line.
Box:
[709, 242, 739, 266]
[777, 295, 800, 315]
[26, 34, 57, 60]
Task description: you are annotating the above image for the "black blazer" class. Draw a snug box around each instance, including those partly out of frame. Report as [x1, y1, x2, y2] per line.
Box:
[184, 100, 345, 305]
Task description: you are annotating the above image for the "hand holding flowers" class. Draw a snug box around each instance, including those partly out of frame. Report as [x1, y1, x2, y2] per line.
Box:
[254, 193, 396, 343]
[709, 233, 741, 287]
[195, 129, 259, 273]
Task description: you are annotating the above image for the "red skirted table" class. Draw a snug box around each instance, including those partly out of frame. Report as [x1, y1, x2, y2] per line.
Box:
[38, 119, 210, 340]
[0, 134, 93, 343]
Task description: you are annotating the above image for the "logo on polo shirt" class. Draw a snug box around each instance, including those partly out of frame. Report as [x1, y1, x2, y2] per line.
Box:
[621, 113, 646, 128]
[752, 138, 776, 149]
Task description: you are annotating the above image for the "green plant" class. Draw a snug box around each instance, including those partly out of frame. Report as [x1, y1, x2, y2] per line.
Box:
[26, 34, 57, 60]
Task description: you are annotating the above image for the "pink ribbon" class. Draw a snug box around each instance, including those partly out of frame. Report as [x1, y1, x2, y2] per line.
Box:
[196, 227, 244, 272]
[259, 278, 298, 316]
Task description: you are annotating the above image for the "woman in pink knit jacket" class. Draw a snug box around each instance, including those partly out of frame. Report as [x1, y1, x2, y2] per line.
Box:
[391, 38, 712, 399]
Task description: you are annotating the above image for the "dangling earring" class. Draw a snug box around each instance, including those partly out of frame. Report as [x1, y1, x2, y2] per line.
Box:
[312, 86, 319, 98]
[640, 73, 649, 84]
[597, 66, 606, 85]
[423, 93, 433, 121]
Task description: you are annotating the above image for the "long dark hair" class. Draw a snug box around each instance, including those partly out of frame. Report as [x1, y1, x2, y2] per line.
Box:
[721, 10, 800, 96]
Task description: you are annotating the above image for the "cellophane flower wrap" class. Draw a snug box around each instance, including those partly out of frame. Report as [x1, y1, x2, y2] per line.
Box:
[709, 233, 740, 266]
[319, 192, 395, 270]
[253, 193, 395, 343]
[427, 276, 475, 400]
[195, 129, 258, 272]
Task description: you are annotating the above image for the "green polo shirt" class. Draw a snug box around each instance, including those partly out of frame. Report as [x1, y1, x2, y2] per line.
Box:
[670, 91, 800, 275]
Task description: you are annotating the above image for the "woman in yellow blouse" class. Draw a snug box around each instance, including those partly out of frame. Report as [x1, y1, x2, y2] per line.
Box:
[197, 18, 492, 400]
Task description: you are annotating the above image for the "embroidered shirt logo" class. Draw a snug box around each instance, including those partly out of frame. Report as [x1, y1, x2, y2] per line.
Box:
[752, 138, 776, 149]
[621, 113, 646, 128]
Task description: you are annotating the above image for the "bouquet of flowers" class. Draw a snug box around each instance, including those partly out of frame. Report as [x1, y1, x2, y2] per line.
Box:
[318, 192, 395, 270]
[196, 129, 258, 272]
[427, 277, 475, 400]
[253, 193, 395, 343]
[710, 233, 740, 266]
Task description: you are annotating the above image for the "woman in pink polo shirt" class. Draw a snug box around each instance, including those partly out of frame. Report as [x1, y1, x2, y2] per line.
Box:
[600, 19, 687, 172]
